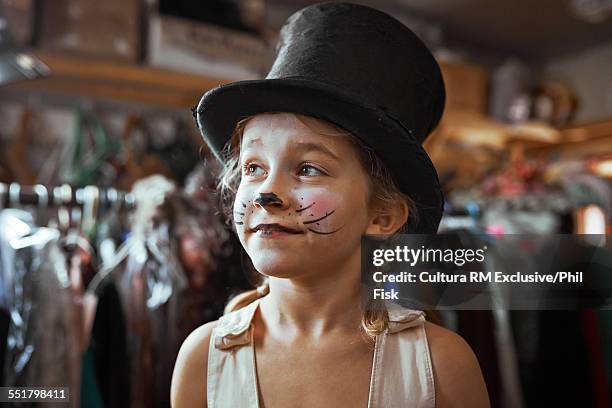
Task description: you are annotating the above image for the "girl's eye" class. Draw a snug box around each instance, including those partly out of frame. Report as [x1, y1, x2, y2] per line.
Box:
[243, 162, 265, 176]
[298, 164, 325, 177]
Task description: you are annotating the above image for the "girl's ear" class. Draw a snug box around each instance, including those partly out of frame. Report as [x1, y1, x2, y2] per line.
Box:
[365, 198, 409, 236]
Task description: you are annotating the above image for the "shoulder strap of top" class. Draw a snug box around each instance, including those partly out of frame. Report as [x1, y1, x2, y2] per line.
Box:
[369, 302, 435, 408]
[212, 298, 261, 350]
[208, 299, 261, 408]
[385, 300, 426, 333]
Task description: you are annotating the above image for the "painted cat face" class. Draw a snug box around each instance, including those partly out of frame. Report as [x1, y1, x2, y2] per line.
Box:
[233, 113, 374, 279]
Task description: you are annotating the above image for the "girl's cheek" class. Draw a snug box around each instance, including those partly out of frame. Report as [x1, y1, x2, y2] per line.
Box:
[295, 190, 343, 228]
[233, 186, 252, 229]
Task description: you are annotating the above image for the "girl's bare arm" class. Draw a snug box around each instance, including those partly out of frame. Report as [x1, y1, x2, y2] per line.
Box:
[425, 321, 491, 408]
[171, 321, 218, 408]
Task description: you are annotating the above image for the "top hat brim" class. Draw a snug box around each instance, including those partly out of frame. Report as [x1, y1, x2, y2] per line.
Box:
[196, 76, 443, 233]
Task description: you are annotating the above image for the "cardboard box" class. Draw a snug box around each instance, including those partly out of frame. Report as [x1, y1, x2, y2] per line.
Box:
[38, 0, 141, 62]
[1, 0, 35, 46]
[148, 14, 273, 80]
[440, 62, 489, 114]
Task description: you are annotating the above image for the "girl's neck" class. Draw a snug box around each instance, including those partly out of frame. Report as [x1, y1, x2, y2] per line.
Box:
[258, 256, 364, 340]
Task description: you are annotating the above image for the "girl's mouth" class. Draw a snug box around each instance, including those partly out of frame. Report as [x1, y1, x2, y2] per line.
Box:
[250, 223, 304, 237]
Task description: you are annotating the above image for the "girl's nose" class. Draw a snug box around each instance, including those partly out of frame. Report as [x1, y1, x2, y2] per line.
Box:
[253, 192, 290, 211]
[252, 168, 292, 211]
[254, 192, 283, 207]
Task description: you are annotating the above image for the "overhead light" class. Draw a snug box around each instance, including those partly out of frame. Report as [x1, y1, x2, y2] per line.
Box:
[0, 5, 49, 85]
[0, 51, 49, 85]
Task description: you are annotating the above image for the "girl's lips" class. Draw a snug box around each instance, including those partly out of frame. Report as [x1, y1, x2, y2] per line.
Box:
[254, 229, 304, 238]
[250, 223, 304, 234]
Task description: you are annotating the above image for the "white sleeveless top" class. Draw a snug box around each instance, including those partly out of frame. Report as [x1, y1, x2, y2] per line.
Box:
[207, 297, 435, 408]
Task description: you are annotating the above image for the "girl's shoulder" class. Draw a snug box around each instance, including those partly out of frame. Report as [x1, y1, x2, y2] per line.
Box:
[422, 320, 490, 407]
[171, 320, 219, 408]
[383, 302, 490, 407]
[170, 300, 261, 407]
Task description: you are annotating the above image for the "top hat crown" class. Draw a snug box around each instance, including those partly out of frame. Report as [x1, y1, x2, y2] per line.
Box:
[266, 2, 445, 141]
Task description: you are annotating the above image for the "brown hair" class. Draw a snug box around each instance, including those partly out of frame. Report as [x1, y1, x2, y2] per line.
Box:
[217, 113, 420, 340]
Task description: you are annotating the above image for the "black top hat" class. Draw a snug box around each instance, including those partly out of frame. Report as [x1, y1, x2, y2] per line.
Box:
[196, 2, 446, 233]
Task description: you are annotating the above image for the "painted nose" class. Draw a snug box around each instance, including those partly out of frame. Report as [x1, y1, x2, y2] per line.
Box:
[254, 192, 284, 208]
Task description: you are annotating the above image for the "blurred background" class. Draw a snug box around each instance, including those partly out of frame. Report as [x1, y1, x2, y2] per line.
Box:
[0, 1, 610, 407]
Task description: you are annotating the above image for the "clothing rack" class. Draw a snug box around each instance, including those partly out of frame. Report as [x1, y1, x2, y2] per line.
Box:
[0, 182, 135, 210]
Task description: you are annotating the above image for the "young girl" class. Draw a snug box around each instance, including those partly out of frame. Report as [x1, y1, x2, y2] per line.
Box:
[172, 3, 489, 407]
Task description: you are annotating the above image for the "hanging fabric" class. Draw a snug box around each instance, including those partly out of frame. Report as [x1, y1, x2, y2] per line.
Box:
[89, 176, 184, 408]
[152, 118, 201, 186]
[116, 114, 173, 190]
[0, 209, 82, 408]
[63, 107, 120, 187]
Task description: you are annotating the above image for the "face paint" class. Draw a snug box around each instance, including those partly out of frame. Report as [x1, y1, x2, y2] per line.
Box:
[295, 192, 345, 235]
[233, 201, 250, 225]
[235, 192, 345, 235]
[295, 203, 314, 213]
[304, 210, 342, 235]
[254, 192, 283, 206]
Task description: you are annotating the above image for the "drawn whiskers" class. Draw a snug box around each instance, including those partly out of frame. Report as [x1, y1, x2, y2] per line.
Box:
[295, 203, 314, 213]
[234, 201, 249, 225]
[303, 210, 335, 225]
[308, 226, 344, 234]
[301, 208, 344, 235]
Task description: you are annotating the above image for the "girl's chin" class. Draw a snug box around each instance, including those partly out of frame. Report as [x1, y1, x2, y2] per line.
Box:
[253, 265, 297, 277]
[251, 259, 308, 279]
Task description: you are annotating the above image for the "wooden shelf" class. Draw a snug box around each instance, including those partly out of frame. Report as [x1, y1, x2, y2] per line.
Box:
[524, 118, 612, 159]
[562, 117, 612, 142]
[2, 51, 234, 108]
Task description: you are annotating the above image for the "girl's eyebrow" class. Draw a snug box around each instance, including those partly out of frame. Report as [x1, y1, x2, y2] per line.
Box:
[245, 138, 262, 147]
[242, 139, 340, 162]
[294, 142, 340, 161]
